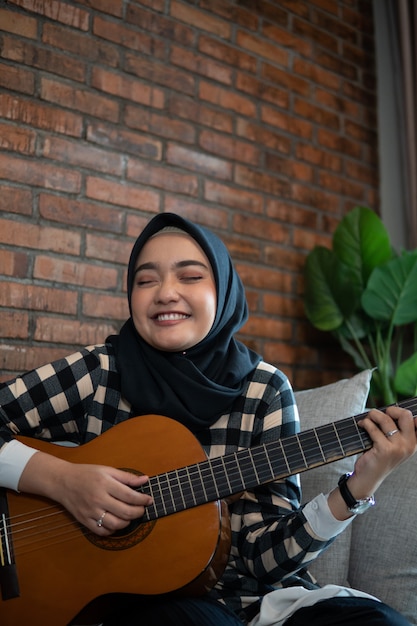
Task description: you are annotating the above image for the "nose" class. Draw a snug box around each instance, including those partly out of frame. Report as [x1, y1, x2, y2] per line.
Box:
[155, 277, 179, 303]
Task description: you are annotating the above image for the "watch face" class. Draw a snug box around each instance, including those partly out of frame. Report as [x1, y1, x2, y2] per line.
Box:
[350, 496, 375, 514]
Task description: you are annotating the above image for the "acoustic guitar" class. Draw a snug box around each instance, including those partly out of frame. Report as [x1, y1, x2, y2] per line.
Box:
[1, 400, 416, 625]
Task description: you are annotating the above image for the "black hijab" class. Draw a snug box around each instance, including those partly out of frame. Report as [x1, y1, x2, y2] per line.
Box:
[107, 213, 261, 433]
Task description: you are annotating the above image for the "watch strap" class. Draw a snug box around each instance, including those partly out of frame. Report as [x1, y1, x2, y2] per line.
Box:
[338, 472, 357, 508]
[338, 472, 375, 514]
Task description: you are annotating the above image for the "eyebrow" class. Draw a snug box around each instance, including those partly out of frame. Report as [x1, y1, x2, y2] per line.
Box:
[134, 259, 209, 275]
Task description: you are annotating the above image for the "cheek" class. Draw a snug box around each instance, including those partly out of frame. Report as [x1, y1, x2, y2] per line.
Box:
[204, 290, 217, 328]
[130, 290, 146, 322]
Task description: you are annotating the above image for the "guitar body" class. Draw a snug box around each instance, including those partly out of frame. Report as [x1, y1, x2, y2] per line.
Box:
[1, 415, 231, 626]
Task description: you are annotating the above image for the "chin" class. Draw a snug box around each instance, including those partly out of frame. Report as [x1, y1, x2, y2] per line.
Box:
[153, 341, 189, 352]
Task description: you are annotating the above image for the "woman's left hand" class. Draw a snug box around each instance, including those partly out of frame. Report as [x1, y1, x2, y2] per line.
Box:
[351, 404, 417, 494]
[328, 405, 417, 520]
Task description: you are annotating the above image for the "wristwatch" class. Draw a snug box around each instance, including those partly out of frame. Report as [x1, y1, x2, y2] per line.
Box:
[338, 472, 376, 514]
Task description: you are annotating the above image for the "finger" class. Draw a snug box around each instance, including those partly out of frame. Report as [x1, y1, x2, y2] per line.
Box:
[365, 406, 417, 457]
[360, 408, 397, 438]
[364, 407, 411, 436]
[94, 486, 152, 527]
[92, 503, 148, 534]
[383, 427, 400, 439]
[385, 405, 414, 433]
[110, 497, 151, 523]
[107, 470, 153, 506]
[114, 470, 150, 488]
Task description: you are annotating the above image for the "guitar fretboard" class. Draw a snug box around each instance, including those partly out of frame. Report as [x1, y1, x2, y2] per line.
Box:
[141, 412, 373, 521]
[137, 396, 417, 522]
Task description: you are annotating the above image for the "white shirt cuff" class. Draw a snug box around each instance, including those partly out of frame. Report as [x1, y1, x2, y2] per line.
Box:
[303, 492, 354, 540]
[0, 440, 39, 491]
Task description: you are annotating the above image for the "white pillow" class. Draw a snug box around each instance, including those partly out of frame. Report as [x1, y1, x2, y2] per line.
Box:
[294, 369, 372, 587]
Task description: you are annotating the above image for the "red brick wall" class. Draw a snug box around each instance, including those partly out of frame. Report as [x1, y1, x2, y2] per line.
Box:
[0, 0, 378, 390]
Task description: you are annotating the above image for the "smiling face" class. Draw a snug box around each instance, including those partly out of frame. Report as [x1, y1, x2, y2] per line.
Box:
[130, 232, 217, 352]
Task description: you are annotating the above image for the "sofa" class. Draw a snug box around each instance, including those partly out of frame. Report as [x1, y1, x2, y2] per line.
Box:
[295, 370, 417, 625]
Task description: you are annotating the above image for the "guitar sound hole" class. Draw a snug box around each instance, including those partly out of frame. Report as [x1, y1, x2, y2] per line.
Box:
[85, 517, 156, 551]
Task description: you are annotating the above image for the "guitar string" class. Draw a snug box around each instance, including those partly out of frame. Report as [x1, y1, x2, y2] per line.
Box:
[0, 444, 338, 555]
[0, 416, 401, 541]
[11, 517, 83, 554]
[2, 400, 417, 558]
[0, 409, 411, 542]
[4, 419, 365, 555]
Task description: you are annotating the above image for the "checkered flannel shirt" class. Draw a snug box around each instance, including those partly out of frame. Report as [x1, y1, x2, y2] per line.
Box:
[0, 343, 333, 622]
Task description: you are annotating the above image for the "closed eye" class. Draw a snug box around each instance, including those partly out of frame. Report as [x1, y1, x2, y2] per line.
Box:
[135, 273, 158, 287]
[180, 274, 203, 282]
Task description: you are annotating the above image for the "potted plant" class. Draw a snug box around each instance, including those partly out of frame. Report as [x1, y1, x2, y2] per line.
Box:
[303, 205, 417, 406]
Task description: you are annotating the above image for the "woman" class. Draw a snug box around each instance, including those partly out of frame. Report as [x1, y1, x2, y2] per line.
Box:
[0, 213, 415, 626]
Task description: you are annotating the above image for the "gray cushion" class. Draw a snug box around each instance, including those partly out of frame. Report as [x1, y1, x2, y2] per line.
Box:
[295, 370, 372, 587]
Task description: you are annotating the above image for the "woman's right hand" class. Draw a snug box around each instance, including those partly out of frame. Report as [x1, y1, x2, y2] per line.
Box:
[18, 450, 153, 535]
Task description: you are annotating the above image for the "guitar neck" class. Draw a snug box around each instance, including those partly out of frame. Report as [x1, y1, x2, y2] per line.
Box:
[141, 396, 417, 522]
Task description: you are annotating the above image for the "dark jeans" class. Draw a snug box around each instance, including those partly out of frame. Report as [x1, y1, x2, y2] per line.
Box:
[101, 595, 412, 626]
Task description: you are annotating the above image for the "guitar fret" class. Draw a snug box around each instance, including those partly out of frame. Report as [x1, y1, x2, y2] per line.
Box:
[154, 474, 168, 516]
[278, 439, 291, 474]
[262, 443, 275, 478]
[189, 465, 206, 506]
[313, 429, 326, 462]
[196, 464, 208, 502]
[353, 418, 370, 449]
[296, 433, 307, 467]
[250, 446, 275, 484]
[228, 450, 254, 491]
[234, 452, 247, 487]
[199, 460, 219, 502]
[280, 435, 307, 474]
[206, 460, 221, 500]
[165, 472, 177, 513]
[166, 469, 192, 514]
[173, 469, 187, 509]
[335, 418, 365, 454]
[180, 466, 197, 506]
[142, 481, 157, 520]
[332, 422, 346, 456]
[248, 449, 262, 484]
[298, 429, 325, 467]
[315, 423, 344, 462]
[211, 456, 235, 496]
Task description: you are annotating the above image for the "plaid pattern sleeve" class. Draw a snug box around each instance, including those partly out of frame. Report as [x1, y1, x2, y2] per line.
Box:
[203, 362, 336, 620]
[0, 344, 131, 446]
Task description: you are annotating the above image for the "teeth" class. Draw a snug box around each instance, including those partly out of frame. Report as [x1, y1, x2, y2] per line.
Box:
[157, 313, 188, 321]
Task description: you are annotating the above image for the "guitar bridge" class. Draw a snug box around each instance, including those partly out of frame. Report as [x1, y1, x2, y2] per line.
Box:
[0, 488, 20, 600]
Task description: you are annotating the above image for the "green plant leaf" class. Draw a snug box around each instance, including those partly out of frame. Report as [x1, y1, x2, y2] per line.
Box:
[361, 251, 417, 325]
[338, 333, 369, 369]
[394, 352, 417, 397]
[304, 246, 360, 331]
[337, 310, 375, 340]
[332, 206, 392, 287]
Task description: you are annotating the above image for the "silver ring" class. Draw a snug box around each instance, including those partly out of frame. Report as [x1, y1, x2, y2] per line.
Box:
[385, 429, 399, 438]
[96, 511, 107, 528]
